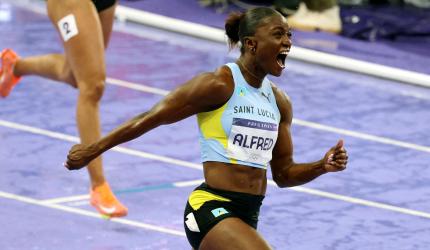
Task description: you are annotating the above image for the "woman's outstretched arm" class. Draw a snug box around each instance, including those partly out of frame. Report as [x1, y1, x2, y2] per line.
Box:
[65, 69, 234, 170]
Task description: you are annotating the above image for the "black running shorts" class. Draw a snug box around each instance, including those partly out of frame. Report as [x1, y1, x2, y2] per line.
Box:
[183, 183, 264, 249]
[91, 0, 116, 12]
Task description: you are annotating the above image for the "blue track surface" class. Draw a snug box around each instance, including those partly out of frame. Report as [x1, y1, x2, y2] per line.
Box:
[1, 3, 430, 250]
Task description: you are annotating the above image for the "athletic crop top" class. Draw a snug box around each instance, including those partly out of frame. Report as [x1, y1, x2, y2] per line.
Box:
[197, 63, 281, 169]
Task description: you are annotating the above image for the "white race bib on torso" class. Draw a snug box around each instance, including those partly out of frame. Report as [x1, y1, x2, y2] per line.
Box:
[227, 118, 278, 166]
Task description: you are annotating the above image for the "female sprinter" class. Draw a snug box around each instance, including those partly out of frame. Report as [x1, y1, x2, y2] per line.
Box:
[64, 7, 348, 249]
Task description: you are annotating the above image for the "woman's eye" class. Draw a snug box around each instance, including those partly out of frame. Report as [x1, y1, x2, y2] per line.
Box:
[274, 32, 283, 37]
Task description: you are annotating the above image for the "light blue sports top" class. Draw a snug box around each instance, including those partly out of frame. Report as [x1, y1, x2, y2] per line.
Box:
[197, 63, 281, 169]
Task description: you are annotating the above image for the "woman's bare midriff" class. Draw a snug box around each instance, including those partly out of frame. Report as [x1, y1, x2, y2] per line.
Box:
[203, 161, 267, 195]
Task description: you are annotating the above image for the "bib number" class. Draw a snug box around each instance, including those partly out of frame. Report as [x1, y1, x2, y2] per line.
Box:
[57, 14, 79, 42]
[227, 118, 278, 165]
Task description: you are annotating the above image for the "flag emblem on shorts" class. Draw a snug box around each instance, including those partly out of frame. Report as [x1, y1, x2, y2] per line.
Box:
[211, 207, 229, 217]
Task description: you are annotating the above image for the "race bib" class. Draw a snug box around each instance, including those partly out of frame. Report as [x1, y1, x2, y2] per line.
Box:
[57, 14, 79, 42]
[227, 118, 278, 166]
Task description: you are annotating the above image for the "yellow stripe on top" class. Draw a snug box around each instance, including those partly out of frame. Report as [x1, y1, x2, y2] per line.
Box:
[188, 190, 231, 210]
[197, 103, 228, 148]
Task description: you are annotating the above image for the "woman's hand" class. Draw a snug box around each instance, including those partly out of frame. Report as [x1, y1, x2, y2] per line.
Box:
[64, 144, 98, 170]
[323, 139, 348, 172]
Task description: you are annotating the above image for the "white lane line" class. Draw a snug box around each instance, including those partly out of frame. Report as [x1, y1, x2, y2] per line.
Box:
[1, 119, 429, 219]
[42, 179, 205, 205]
[9, 0, 430, 88]
[1, 73, 430, 219]
[52, 177, 430, 220]
[0, 119, 203, 171]
[0, 119, 79, 143]
[107, 77, 170, 96]
[293, 119, 430, 153]
[65, 200, 91, 207]
[112, 146, 202, 170]
[42, 194, 90, 204]
[0, 191, 185, 236]
[45, 179, 430, 220]
[283, 181, 430, 219]
[4, 0, 429, 228]
[2, 78, 430, 217]
[104, 77, 430, 154]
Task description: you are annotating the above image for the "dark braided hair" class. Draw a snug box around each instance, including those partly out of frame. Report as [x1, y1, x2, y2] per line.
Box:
[225, 7, 282, 52]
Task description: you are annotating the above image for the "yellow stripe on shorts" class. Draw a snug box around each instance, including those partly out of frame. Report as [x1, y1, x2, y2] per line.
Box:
[188, 190, 231, 210]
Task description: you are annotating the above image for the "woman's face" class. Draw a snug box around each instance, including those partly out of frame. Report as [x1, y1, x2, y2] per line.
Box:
[252, 14, 292, 77]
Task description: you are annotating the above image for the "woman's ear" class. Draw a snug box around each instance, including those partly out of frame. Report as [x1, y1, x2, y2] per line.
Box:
[243, 37, 257, 54]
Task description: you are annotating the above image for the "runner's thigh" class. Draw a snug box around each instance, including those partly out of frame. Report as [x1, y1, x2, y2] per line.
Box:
[46, 0, 105, 83]
[200, 217, 272, 250]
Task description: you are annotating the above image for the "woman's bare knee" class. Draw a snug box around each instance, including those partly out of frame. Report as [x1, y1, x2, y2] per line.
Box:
[48, 0, 105, 93]
[78, 79, 105, 103]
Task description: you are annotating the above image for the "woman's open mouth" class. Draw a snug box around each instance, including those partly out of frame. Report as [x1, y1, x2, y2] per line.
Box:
[276, 50, 288, 69]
